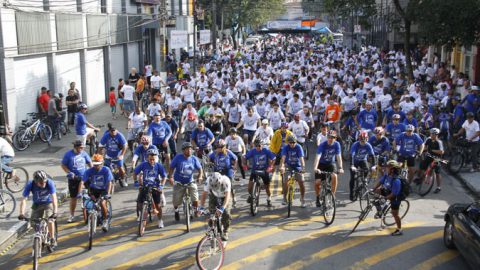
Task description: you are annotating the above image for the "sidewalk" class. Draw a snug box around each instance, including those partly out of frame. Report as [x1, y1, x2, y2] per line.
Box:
[453, 170, 480, 198]
[0, 103, 129, 253]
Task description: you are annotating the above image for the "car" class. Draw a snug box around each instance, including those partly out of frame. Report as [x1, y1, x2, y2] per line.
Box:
[444, 201, 480, 269]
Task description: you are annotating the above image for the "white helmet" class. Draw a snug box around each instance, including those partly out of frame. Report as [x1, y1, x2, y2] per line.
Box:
[208, 172, 230, 197]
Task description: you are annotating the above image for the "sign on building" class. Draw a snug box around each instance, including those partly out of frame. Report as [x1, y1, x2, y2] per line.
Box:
[354, 24, 361, 33]
[170, 30, 188, 49]
[266, 20, 301, 30]
[199, 30, 211, 45]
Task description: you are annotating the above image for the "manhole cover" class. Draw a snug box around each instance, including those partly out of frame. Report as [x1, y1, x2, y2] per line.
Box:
[39, 146, 64, 153]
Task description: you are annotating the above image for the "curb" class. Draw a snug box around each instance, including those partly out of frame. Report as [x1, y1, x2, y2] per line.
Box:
[453, 173, 480, 199]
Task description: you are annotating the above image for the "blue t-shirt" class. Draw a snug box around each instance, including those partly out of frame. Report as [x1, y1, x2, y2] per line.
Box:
[386, 123, 406, 142]
[22, 179, 56, 205]
[453, 104, 465, 126]
[191, 128, 214, 148]
[396, 132, 424, 157]
[281, 144, 304, 169]
[357, 109, 378, 130]
[368, 135, 391, 155]
[244, 147, 276, 170]
[350, 141, 375, 163]
[75, 112, 87, 135]
[133, 145, 159, 163]
[344, 117, 357, 131]
[402, 118, 418, 128]
[316, 141, 341, 164]
[61, 150, 92, 177]
[147, 121, 172, 145]
[385, 109, 406, 123]
[170, 154, 202, 184]
[165, 119, 179, 135]
[209, 150, 237, 172]
[379, 175, 401, 196]
[99, 132, 127, 158]
[464, 93, 479, 113]
[134, 162, 167, 188]
[83, 166, 114, 190]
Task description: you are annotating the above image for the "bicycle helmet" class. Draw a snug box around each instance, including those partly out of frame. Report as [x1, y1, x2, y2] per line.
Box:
[253, 138, 262, 146]
[406, 124, 415, 131]
[209, 172, 229, 197]
[327, 130, 337, 138]
[287, 135, 296, 143]
[147, 149, 159, 156]
[358, 130, 369, 141]
[261, 119, 269, 125]
[92, 154, 104, 165]
[33, 170, 48, 183]
[181, 142, 193, 150]
[386, 160, 402, 169]
[79, 103, 88, 110]
[281, 122, 289, 128]
[392, 114, 401, 120]
[467, 112, 475, 118]
[140, 135, 150, 145]
[216, 139, 226, 148]
[430, 128, 440, 135]
[373, 126, 384, 135]
[229, 127, 238, 134]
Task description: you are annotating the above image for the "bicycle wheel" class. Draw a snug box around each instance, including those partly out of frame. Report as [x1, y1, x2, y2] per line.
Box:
[39, 125, 52, 143]
[359, 186, 371, 212]
[106, 200, 112, 229]
[447, 152, 464, 174]
[0, 189, 16, 219]
[5, 166, 29, 193]
[342, 140, 351, 161]
[382, 200, 410, 226]
[12, 130, 30, 151]
[350, 205, 373, 234]
[184, 200, 191, 232]
[89, 140, 96, 157]
[303, 144, 309, 160]
[250, 181, 258, 216]
[138, 203, 148, 237]
[88, 214, 95, 250]
[323, 190, 336, 225]
[196, 235, 225, 270]
[287, 184, 293, 218]
[416, 172, 435, 197]
[33, 237, 41, 270]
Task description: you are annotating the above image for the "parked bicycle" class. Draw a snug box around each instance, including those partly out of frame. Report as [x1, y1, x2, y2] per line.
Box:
[447, 138, 480, 174]
[316, 170, 336, 225]
[0, 188, 15, 219]
[82, 191, 112, 250]
[413, 153, 448, 196]
[12, 114, 52, 151]
[195, 210, 225, 270]
[19, 216, 58, 270]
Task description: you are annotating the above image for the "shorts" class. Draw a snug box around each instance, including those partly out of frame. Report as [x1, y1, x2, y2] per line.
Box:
[208, 193, 231, 230]
[77, 128, 94, 146]
[242, 130, 256, 142]
[390, 198, 403, 210]
[286, 166, 304, 182]
[118, 98, 124, 104]
[89, 188, 108, 199]
[398, 156, 415, 167]
[419, 156, 440, 173]
[104, 157, 124, 169]
[172, 182, 199, 207]
[137, 187, 165, 207]
[128, 127, 143, 141]
[155, 143, 171, 155]
[315, 163, 335, 180]
[250, 170, 271, 185]
[31, 203, 54, 221]
[123, 100, 135, 111]
[68, 176, 82, 198]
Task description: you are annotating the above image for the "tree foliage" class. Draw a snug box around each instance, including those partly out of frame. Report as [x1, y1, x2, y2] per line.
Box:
[323, 0, 377, 28]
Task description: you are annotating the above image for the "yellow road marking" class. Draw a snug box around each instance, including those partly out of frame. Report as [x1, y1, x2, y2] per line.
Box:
[111, 214, 285, 270]
[280, 222, 427, 270]
[222, 218, 375, 270]
[411, 250, 459, 270]
[277, 171, 283, 197]
[13, 216, 136, 260]
[349, 230, 443, 270]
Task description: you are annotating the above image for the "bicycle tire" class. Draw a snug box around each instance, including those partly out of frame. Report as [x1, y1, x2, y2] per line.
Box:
[287, 184, 292, 218]
[447, 152, 464, 174]
[350, 204, 373, 234]
[39, 125, 52, 143]
[5, 166, 29, 193]
[303, 144, 309, 160]
[12, 130, 30, 151]
[89, 141, 96, 157]
[382, 200, 410, 226]
[416, 171, 435, 197]
[250, 181, 258, 216]
[88, 214, 95, 250]
[255, 182, 261, 213]
[359, 186, 371, 212]
[342, 140, 351, 161]
[138, 203, 148, 237]
[106, 200, 112, 229]
[196, 235, 225, 270]
[0, 189, 16, 219]
[33, 237, 41, 270]
[184, 199, 191, 232]
[323, 190, 336, 225]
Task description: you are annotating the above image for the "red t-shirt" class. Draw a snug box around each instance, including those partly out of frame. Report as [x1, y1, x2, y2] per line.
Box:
[109, 91, 116, 106]
[38, 93, 50, 112]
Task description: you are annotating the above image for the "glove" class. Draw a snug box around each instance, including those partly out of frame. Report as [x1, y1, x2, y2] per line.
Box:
[49, 213, 57, 219]
[18, 214, 26, 221]
[67, 172, 75, 179]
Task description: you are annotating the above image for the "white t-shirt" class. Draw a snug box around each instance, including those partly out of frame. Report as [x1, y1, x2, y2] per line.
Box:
[225, 135, 245, 153]
[181, 88, 195, 103]
[399, 101, 415, 113]
[378, 94, 392, 111]
[242, 113, 260, 131]
[204, 174, 231, 198]
[0, 137, 14, 157]
[316, 132, 327, 146]
[129, 112, 147, 129]
[254, 126, 274, 143]
[289, 120, 309, 143]
[341, 96, 357, 112]
[167, 97, 182, 110]
[268, 110, 285, 130]
[462, 120, 480, 142]
[147, 103, 162, 117]
[150, 75, 163, 89]
[121, 85, 135, 101]
[226, 104, 242, 123]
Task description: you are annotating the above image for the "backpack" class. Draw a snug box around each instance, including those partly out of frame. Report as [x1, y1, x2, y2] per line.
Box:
[399, 177, 410, 198]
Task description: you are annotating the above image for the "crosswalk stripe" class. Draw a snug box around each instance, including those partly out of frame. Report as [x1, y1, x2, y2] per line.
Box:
[411, 250, 459, 270]
[110, 213, 283, 270]
[12, 216, 136, 260]
[349, 230, 443, 270]
[279, 222, 427, 270]
[222, 218, 375, 270]
[161, 212, 351, 270]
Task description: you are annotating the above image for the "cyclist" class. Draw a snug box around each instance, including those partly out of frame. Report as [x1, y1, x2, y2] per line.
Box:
[181, 112, 198, 142]
[127, 106, 147, 153]
[279, 135, 306, 208]
[356, 100, 378, 134]
[208, 139, 237, 181]
[168, 142, 204, 221]
[75, 103, 100, 146]
[349, 131, 376, 201]
[18, 170, 58, 246]
[417, 128, 444, 193]
[288, 113, 310, 151]
[324, 96, 341, 132]
[191, 120, 215, 158]
[394, 124, 424, 182]
[198, 172, 232, 241]
[225, 128, 247, 182]
[368, 126, 391, 167]
[163, 112, 179, 158]
[385, 114, 406, 142]
[80, 154, 113, 232]
[99, 123, 128, 187]
[313, 130, 344, 207]
[236, 106, 261, 146]
[251, 119, 274, 147]
[147, 112, 172, 165]
[270, 122, 294, 165]
[134, 149, 167, 228]
[453, 112, 480, 172]
[316, 123, 329, 146]
[0, 136, 15, 176]
[243, 139, 276, 206]
[266, 102, 286, 131]
[372, 160, 404, 236]
[132, 135, 159, 184]
[61, 140, 92, 223]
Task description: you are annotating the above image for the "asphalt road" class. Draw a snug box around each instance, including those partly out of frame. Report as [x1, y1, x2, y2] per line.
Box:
[0, 139, 475, 270]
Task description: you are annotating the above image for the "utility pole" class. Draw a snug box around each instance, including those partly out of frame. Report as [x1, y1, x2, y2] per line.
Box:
[160, 0, 167, 72]
[193, 0, 197, 73]
[212, 0, 217, 53]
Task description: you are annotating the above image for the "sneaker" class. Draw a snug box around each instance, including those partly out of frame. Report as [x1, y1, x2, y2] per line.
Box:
[349, 193, 355, 202]
[267, 199, 272, 207]
[374, 211, 382, 219]
[221, 232, 229, 242]
[247, 195, 253, 204]
[67, 216, 75, 223]
[316, 197, 321, 208]
[158, 219, 164, 228]
[50, 237, 57, 248]
[433, 187, 441, 194]
[174, 210, 180, 221]
[136, 216, 140, 222]
[102, 220, 109, 232]
[391, 229, 403, 236]
[121, 179, 128, 187]
[300, 198, 306, 208]
[282, 198, 287, 205]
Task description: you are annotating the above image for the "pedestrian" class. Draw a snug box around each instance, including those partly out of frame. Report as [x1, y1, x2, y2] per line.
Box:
[47, 92, 61, 139]
[121, 80, 135, 117]
[37, 87, 50, 116]
[117, 78, 125, 116]
[109, 86, 117, 119]
[68, 82, 82, 102]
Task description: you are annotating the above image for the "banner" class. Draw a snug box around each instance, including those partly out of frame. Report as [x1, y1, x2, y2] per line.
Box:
[266, 20, 301, 30]
[170, 30, 188, 49]
[199, 30, 211, 45]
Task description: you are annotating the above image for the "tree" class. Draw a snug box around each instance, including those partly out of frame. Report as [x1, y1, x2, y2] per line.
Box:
[324, 0, 377, 29]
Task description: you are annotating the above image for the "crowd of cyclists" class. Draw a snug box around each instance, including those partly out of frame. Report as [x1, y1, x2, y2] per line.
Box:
[17, 33, 480, 247]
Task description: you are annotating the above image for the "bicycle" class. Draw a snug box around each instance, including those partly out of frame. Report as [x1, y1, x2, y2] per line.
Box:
[138, 186, 161, 237]
[88, 125, 104, 156]
[299, 140, 309, 160]
[20, 216, 58, 270]
[1, 163, 29, 193]
[447, 139, 480, 174]
[12, 115, 52, 151]
[195, 210, 225, 270]
[105, 157, 129, 192]
[82, 192, 112, 250]
[413, 152, 448, 197]
[350, 191, 410, 235]
[0, 188, 15, 219]
[351, 166, 372, 211]
[285, 168, 302, 218]
[316, 170, 336, 225]
[249, 170, 267, 216]
[176, 182, 194, 232]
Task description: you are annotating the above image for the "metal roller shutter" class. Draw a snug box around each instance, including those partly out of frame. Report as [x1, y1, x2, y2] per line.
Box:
[110, 45, 125, 87]
[127, 42, 139, 72]
[85, 49, 105, 107]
